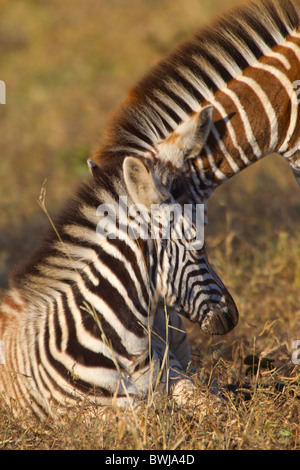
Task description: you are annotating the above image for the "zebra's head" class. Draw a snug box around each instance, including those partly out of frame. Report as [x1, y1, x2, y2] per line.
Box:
[88, 105, 238, 335]
[120, 109, 238, 335]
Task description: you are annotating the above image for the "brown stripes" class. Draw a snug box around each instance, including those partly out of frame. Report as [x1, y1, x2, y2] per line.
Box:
[89, 0, 300, 187]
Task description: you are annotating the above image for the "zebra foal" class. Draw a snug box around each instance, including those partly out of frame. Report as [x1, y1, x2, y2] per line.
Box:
[87, 0, 300, 349]
[0, 107, 238, 420]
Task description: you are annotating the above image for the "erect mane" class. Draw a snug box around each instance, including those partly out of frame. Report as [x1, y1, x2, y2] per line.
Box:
[10, 182, 98, 291]
[92, 0, 300, 171]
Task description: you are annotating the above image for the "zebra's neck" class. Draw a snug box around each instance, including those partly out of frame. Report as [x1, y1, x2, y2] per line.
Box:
[194, 30, 300, 189]
[10, 172, 156, 324]
[92, 0, 300, 193]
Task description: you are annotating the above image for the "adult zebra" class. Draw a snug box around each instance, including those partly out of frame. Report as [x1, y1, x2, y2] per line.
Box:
[93, 0, 300, 197]
[0, 108, 238, 420]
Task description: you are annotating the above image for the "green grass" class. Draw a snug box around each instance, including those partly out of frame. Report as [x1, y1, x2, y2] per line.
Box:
[0, 0, 299, 450]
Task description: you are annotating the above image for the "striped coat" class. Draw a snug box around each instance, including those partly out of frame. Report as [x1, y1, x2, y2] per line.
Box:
[86, 0, 300, 405]
[0, 109, 238, 419]
[92, 0, 300, 194]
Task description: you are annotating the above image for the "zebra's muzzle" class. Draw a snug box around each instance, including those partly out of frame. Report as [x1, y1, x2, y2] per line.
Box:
[200, 301, 239, 335]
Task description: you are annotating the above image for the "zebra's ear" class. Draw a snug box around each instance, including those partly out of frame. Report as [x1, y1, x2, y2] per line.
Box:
[87, 160, 101, 178]
[123, 157, 166, 208]
[182, 105, 214, 159]
[157, 105, 214, 166]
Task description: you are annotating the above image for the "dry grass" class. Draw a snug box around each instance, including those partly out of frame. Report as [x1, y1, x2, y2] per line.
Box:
[0, 0, 299, 450]
[0, 350, 299, 450]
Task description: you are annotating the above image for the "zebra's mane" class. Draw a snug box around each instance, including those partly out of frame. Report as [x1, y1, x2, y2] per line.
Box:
[93, 0, 300, 171]
[10, 181, 101, 293]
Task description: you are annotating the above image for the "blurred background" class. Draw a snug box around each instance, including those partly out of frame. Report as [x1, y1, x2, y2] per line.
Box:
[0, 0, 299, 360]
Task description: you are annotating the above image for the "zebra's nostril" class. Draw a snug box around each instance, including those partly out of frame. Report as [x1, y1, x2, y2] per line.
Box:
[200, 303, 239, 335]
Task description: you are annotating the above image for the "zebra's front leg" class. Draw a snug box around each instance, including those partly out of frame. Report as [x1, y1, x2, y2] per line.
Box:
[151, 306, 225, 409]
[151, 305, 194, 386]
[151, 306, 199, 404]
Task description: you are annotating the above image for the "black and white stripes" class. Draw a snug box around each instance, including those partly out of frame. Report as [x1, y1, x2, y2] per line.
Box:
[0, 111, 238, 419]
